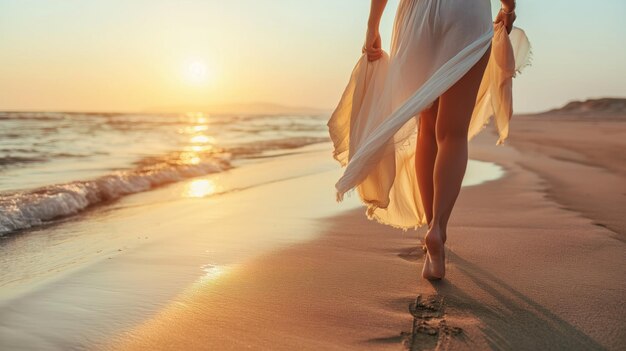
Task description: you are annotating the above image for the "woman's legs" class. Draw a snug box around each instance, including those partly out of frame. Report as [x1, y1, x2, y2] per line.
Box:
[415, 99, 439, 226]
[422, 47, 491, 280]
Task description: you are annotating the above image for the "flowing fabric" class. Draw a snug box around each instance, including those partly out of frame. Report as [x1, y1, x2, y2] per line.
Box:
[328, 0, 531, 230]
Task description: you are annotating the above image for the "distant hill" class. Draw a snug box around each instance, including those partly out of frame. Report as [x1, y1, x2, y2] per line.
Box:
[539, 98, 626, 116]
[146, 102, 331, 116]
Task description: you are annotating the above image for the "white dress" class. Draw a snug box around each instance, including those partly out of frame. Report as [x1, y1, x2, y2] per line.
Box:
[328, 0, 531, 230]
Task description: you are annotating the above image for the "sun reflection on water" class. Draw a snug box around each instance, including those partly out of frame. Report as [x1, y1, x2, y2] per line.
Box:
[186, 112, 208, 124]
[199, 264, 227, 284]
[189, 145, 210, 153]
[177, 152, 201, 165]
[185, 179, 217, 198]
[176, 112, 220, 166]
[192, 125, 209, 132]
[190, 135, 213, 144]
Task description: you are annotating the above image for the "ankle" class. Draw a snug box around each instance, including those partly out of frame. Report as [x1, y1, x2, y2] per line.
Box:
[429, 218, 442, 232]
[430, 218, 448, 239]
[425, 226, 442, 241]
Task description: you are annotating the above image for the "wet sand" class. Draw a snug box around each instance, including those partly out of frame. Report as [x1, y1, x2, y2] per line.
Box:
[110, 115, 626, 350]
[0, 144, 361, 349]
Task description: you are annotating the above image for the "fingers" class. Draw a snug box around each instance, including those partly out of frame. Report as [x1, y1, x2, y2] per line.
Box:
[508, 13, 517, 33]
[363, 46, 383, 61]
[366, 50, 383, 61]
[494, 10, 516, 34]
[373, 35, 382, 50]
[493, 17, 513, 34]
[504, 17, 514, 33]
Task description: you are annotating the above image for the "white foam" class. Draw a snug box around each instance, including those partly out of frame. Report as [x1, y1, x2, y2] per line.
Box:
[0, 159, 230, 235]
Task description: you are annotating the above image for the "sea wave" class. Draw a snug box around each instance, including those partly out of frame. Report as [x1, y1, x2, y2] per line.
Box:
[0, 109, 330, 236]
[0, 156, 231, 235]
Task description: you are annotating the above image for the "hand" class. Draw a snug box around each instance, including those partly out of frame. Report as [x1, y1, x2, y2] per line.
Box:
[494, 8, 516, 34]
[363, 27, 383, 61]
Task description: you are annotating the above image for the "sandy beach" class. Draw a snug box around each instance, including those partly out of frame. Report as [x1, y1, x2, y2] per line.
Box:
[2, 0, 625, 349]
[101, 115, 625, 350]
[1, 114, 624, 350]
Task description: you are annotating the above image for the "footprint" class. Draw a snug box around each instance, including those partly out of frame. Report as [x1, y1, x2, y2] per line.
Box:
[401, 294, 462, 350]
[397, 245, 426, 262]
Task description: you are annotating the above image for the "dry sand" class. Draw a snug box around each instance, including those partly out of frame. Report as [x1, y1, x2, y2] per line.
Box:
[110, 115, 626, 350]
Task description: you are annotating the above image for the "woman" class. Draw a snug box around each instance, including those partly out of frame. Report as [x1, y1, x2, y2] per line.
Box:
[329, 0, 529, 280]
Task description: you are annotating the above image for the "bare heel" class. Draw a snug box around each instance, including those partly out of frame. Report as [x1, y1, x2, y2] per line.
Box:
[422, 226, 445, 280]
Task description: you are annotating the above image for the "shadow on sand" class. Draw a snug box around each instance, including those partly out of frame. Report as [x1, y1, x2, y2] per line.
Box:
[406, 251, 606, 350]
[320, 208, 605, 350]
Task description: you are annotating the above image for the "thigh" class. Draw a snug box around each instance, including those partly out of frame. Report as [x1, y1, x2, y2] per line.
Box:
[436, 47, 491, 139]
[418, 98, 439, 138]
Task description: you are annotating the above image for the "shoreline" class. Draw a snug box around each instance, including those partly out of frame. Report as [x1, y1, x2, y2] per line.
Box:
[2, 113, 625, 350]
[0, 143, 364, 350]
[0, 145, 502, 305]
[0, 142, 502, 351]
[112, 118, 625, 350]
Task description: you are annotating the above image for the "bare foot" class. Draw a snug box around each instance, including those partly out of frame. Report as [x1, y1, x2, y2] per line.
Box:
[422, 226, 445, 280]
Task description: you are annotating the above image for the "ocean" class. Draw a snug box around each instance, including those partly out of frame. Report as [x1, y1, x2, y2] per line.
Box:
[0, 111, 329, 235]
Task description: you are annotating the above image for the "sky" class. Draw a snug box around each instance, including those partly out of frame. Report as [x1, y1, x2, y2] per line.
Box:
[0, 0, 625, 113]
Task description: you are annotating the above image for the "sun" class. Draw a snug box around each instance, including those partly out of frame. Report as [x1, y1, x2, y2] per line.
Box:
[184, 59, 211, 84]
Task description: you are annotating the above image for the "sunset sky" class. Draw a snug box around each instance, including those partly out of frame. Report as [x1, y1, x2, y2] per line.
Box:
[1, 0, 624, 113]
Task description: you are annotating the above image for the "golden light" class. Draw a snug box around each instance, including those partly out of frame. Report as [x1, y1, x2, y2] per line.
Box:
[185, 112, 208, 123]
[192, 125, 208, 132]
[190, 135, 213, 144]
[197, 264, 228, 285]
[179, 152, 202, 165]
[186, 179, 217, 198]
[189, 145, 211, 152]
[184, 60, 211, 84]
